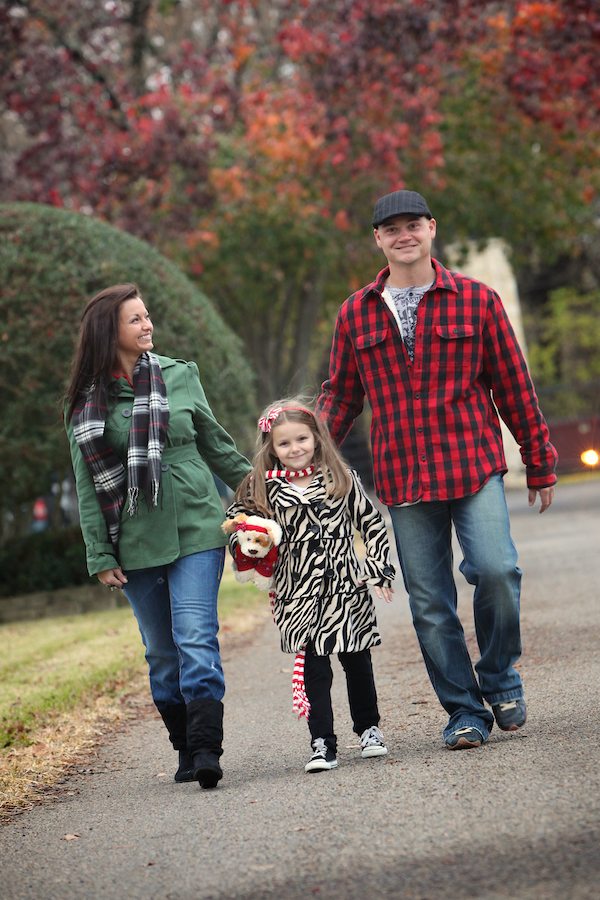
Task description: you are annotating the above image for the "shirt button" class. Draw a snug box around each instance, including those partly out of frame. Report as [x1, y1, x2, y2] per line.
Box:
[417, 427, 423, 433]
[122, 408, 132, 418]
[414, 393, 420, 399]
[161, 463, 170, 472]
[309, 524, 320, 535]
[324, 568, 335, 579]
[421, 455, 426, 461]
[383, 566, 394, 578]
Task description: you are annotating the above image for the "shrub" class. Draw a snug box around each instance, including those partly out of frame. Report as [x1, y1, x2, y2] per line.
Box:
[0, 203, 256, 525]
[0, 527, 89, 596]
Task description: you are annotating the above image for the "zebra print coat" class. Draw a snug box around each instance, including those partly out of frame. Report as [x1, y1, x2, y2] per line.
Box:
[226, 469, 395, 655]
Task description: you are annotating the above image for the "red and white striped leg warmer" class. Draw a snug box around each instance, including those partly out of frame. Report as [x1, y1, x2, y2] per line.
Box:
[292, 650, 311, 720]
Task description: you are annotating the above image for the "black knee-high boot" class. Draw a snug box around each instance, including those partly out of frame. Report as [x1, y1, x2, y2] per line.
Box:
[156, 703, 195, 783]
[186, 698, 224, 789]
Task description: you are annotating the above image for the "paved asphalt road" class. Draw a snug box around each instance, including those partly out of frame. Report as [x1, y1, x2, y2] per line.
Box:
[2, 479, 599, 899]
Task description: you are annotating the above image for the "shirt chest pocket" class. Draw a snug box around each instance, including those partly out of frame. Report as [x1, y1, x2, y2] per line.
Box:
[355, 326, 390, 371]
[432, 323, 479, 371]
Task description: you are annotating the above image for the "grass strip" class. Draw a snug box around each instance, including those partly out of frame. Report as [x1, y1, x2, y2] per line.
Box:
[0, 611, 144, 748]
[0, 570, 268, 818]
[0, 570, 265, 749]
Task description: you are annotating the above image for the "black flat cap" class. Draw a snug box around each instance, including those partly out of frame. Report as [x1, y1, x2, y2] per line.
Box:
[372, 190, 432, 227]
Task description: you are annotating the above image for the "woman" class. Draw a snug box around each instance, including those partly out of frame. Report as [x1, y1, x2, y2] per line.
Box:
[65, 283, 251, 789]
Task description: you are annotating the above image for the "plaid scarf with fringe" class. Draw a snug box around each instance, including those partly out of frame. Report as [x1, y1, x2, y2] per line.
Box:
[72, 352, 169, 552]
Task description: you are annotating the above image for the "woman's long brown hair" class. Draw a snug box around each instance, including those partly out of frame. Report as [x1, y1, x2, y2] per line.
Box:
[65, 283, 140, 420]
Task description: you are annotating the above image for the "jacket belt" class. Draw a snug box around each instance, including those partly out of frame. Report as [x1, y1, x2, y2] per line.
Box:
[161, 444, 202, 464]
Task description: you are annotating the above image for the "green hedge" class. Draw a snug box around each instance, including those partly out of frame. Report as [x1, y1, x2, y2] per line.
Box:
[0, 203, 256, 519]
[0, 527, 89, 597]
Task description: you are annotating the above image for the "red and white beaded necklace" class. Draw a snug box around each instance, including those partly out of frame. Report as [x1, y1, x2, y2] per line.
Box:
[265, 464, 316, 480]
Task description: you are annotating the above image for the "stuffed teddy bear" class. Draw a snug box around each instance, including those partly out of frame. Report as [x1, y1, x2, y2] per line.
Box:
[222, 514, 283, 591]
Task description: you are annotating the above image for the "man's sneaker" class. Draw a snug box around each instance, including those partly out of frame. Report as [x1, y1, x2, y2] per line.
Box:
[445, 726, 484, 750]
[360, 726, 388, 758]
[493, 698, 527, 731]
[304, 738, 338, 773]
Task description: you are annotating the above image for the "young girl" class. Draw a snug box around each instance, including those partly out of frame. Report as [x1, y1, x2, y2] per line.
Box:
[226, 399, 395, 773]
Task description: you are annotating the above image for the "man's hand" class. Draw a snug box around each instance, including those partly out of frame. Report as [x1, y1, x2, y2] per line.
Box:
[528, 486, 554, 514]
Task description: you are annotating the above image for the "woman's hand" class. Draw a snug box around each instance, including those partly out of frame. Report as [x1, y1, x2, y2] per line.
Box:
[97, 567, 128, 590]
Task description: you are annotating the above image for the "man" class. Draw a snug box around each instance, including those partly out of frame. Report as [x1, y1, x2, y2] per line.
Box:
[316, 189, 557, 750]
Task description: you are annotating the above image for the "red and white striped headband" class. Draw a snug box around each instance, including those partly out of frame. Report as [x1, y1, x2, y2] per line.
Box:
[258, 405, 314, 434]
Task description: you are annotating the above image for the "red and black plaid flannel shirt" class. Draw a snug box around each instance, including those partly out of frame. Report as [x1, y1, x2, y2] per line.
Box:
[316, 259, 557, 505]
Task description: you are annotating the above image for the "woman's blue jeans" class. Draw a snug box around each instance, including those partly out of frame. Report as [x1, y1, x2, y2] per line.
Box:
[122, 548, 226, 707]
[388, 475, 523, 740]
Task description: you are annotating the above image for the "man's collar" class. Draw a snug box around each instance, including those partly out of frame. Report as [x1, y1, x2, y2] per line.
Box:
[366, 259, 457, 297]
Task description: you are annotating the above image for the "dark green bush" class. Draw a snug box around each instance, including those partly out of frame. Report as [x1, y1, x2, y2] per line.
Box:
[0, 203, 256, 523]
[0, 527, 90, 597]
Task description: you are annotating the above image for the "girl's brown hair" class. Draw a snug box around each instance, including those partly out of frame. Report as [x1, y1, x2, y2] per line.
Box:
[234, 397, 352, 516]
[65, 283, 140, 419]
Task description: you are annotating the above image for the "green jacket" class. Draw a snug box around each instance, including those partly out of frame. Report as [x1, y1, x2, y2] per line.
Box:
[66, 355, 251, 576]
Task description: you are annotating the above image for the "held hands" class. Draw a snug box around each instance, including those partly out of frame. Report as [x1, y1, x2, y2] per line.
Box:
[97, 567, 128, 590]
[528, 486, 554, 514]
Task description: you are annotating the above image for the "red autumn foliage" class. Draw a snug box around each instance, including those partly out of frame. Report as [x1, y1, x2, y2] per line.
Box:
[1, 0, 597, 244]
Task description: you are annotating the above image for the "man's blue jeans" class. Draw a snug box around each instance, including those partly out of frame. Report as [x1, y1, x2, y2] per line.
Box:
[123, 548, 226, 707]
[388, 475, 523, 740]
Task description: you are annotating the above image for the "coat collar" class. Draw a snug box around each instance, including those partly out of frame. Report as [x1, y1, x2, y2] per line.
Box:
[111, 354, 177, 397]
[268, 471, 326, 508]
[155, 354, 178, 369]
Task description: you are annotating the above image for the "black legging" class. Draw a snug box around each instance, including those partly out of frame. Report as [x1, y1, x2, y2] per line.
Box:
[303, 643, 380, 752]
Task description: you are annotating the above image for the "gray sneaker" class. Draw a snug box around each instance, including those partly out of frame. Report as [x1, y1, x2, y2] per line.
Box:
[493, 698, 527, 731]
[445, 726, 484, 750]
[360, 726, 388, 758]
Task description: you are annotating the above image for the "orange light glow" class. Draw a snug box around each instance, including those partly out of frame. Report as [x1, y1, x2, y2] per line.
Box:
[580, 449, 599, 467]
